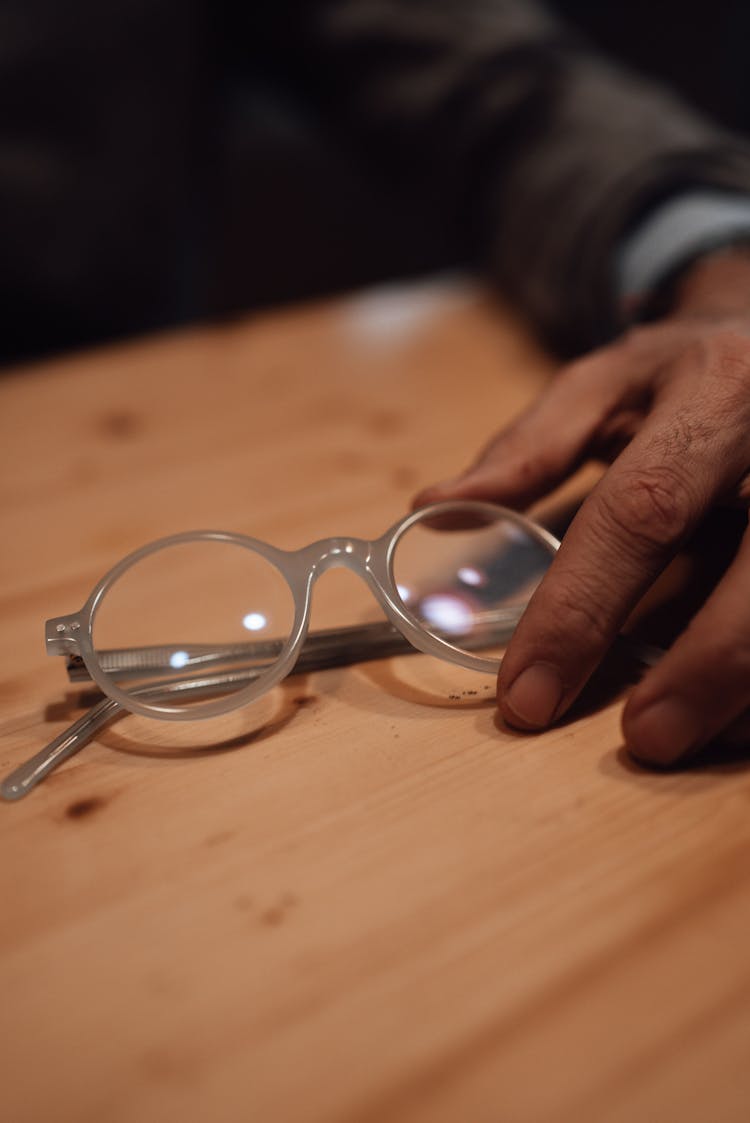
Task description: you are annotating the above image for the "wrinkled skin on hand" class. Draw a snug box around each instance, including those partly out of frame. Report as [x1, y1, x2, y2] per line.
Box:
[415, 251, 750, 766]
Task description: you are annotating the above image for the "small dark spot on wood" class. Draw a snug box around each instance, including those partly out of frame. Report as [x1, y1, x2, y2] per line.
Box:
[204, 829, 235, 848]
[260, 906, 285, 927]
[369, 410, 401, 436]
[259, 892, 298, 926]
[144, 970, 183, 1000]
[100, 410, 142, 438]
[140, 1047, 187, 1081]
[66, 796, 105, 819]
[448, 693, 461, 701]
[336, 450, 366, 472]
[294, 694, 318, 707]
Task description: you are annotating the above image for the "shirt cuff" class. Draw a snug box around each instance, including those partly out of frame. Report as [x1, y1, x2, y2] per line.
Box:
[616, 191, 750, 321]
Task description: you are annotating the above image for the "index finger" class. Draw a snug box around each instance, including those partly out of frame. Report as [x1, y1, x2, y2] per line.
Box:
[497, 377, 748, 729]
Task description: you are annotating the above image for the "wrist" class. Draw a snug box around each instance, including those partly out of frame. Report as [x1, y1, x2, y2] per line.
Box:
[616, 192, 750, 325]
[670, 245, 750, 319]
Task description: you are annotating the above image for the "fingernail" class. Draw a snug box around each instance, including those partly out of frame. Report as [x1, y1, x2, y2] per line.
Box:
[624, 696, 698, 766]
[503, 663, 564, 729]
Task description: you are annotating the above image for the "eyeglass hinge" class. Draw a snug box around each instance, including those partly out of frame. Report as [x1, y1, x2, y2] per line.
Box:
[45, 614, 83, 656]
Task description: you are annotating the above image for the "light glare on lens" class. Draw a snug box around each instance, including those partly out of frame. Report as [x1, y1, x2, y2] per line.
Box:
[419, 594, 473, 635]
[242, 612, 268, 632]
[391, 505, 556, 661]
[457, 565, 485, 587]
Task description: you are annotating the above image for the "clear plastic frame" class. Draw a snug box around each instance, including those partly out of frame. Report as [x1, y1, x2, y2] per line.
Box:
[44, 501, 562, 722]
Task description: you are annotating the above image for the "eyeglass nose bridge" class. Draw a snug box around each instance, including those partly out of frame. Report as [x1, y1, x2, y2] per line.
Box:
[299, 536, 376, 579]
[285, 536, 408, 650]
[292, 535, 397, 618]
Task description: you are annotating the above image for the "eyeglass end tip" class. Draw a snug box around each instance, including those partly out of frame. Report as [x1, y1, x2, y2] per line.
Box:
[1, 776, 31, 801]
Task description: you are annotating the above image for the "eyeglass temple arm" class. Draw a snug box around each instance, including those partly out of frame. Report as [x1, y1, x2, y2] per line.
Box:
[3, 631, 383, 801]
[1, 697, 123, 801]
[6, 619, 470, 802]
[5, 620, 662, 802]
[63, 621, 418, 682]
[48, 613, 528, 683]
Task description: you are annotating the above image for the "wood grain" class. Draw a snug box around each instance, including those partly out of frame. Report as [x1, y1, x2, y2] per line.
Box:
[1, 279, 749, 1123]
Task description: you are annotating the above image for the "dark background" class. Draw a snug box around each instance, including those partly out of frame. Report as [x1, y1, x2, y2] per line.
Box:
[1, 0, 748, 365]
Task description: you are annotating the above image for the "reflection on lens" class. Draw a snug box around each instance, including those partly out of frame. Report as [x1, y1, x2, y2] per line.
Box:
[456, 565, 485, 588]
[420, 593, 474, 635]
[242, 612, 268, 632]
[92, 538, 295, 714]
[392, 505, 556, 660]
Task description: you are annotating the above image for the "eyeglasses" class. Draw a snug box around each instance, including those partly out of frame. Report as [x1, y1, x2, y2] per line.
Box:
[2, 501, 564, 800]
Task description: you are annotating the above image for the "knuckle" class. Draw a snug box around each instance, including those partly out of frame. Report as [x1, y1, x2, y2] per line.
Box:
[710, 332, 750, 406]
[536, 575, 614, 652]
[709, 327, 750, 365]
[691, 330, 750, 387]
[650, 408, 713, 459]
[675, 331, 750, 431]
[595, 463, 698, 554]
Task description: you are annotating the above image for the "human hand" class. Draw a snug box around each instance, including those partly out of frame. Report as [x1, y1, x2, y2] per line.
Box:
[414, 251, 750, 765]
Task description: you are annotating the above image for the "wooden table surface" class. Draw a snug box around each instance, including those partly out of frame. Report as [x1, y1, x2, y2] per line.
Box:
[1, 281, 749, 1123]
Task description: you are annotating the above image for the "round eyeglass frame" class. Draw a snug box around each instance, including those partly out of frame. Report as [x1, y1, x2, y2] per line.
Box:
[55, 501, 561, 721]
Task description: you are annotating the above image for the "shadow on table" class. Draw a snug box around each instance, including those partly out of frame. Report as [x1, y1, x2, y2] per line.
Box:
[44, 678, 315, 761]
[611, 738, 750, 782]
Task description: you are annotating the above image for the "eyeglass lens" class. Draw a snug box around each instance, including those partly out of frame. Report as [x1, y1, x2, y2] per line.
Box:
[91, 538, 296, 714]
[392, 507, 553, 658]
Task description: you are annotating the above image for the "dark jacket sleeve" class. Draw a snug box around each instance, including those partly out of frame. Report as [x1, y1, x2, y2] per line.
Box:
[286, 0, 750, 353]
